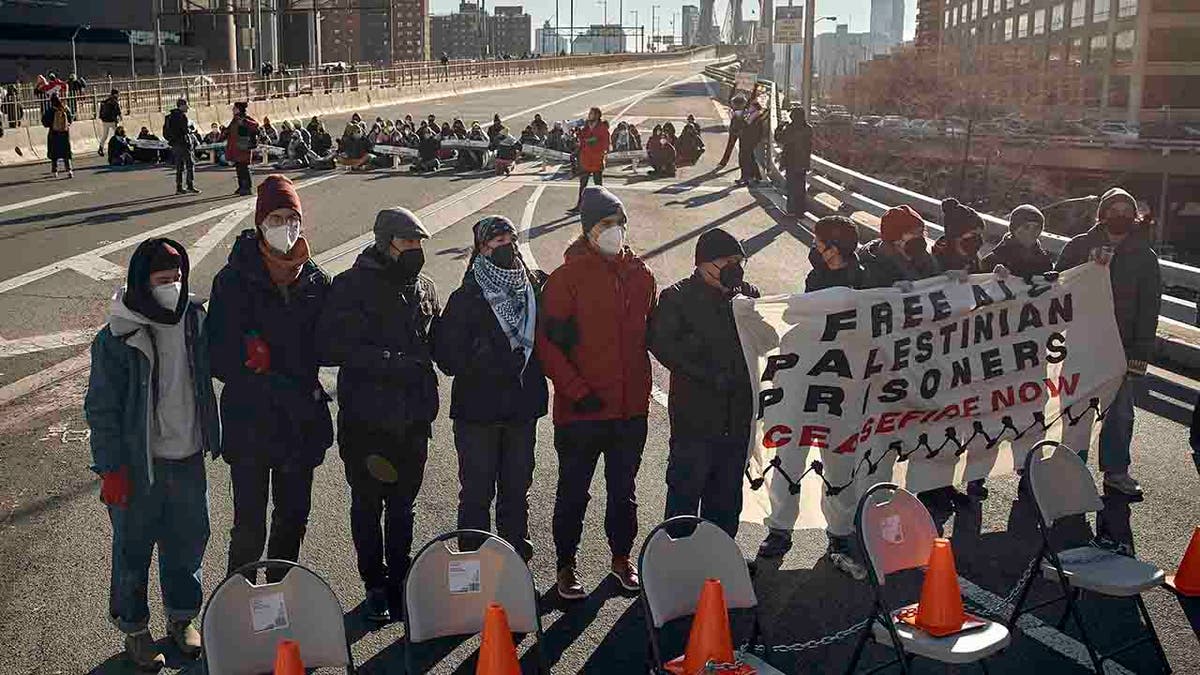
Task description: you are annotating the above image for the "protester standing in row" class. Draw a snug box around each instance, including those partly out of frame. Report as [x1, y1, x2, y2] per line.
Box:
[222, 101, 259, 196]
[716, 93, 746, 169]
[435, 216, 548, 563]
[164, 98, 200, 195]
[85, 238, 218, 670]
[649, 228, 759, 539]
[98, 88, 121, 156]
[539, 187, 655, 599]
[42, 93, 73, 178]
[737, 98, 766, 185]
[208, 175, 333, 583]
[1056, 187, 1161, 497]
[776, 103, 812, 217]
[981, 204, 1054, 278]
[570, 108, 609, 214]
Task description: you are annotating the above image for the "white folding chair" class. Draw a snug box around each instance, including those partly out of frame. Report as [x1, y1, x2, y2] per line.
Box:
[201, 559, 354, 675]
[402, 529, 547, 674]
[849, 483, 1011, 674]
[638, 516, 761, 674]
[1007, 441, 1171, 673]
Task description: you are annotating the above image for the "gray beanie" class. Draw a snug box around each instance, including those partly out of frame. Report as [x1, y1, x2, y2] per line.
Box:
[1097, 187, 1136, 219]
[1008, 204, 1045, 231]
[580, 186, 625, 234]
[373, 207, 430, 250]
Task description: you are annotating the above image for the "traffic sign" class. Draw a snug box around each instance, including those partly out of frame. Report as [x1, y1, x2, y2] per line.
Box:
[775, 6, 804, 44]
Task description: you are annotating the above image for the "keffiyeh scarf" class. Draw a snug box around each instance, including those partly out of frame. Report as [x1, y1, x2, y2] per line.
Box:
[472, 254, 536, 359]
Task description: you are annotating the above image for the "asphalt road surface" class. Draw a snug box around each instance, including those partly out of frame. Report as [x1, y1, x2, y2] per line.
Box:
[0, 61, 1197, 674]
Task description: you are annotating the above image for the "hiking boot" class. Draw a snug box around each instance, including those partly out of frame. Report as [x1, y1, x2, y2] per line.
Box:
[757, 529, 793, 558]
[967, 479, 989, 500]
[829, 551, 867, 581]
[186, 186, 201, 194]
[1103, 472, 1143, 497]
[363, 587, 390, 623]
[167, 620, 201, 659]
[556, 565, 586, 600]
[124, 629, 165, 671]
[610, 555, 640, 592]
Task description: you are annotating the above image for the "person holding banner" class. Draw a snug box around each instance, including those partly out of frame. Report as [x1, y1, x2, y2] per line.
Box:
[1055, 187, 1161, 497]
[981, 205, 1054, 279]
[857, 204, 940, 291]
[805, 216, 864, 293]
[648, 228, 760, 539]
[569, 108, 610, 214]
[538, 187, 655, 599]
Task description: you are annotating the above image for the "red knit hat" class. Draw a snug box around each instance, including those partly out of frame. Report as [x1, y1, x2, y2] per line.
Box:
[255, 174, 302, 228]
[880, 204, 924, 241]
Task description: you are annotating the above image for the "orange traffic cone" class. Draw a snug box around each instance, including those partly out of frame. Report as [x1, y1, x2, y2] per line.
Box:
[273, 639, 304, 675]
[913, 538, 967, 637]
[1166, 526, 1200, 597]
[476, 602, 521, 675]
[664, 579, 755, 675]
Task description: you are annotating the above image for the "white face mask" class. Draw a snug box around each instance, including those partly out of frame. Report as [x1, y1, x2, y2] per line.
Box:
[596, 225, 626, 256]
[152, 281, 182, 311]
[262, 216, 301, 254]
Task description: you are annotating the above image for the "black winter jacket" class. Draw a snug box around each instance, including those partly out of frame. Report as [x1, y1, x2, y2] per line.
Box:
[776, 120, 812, 171]
[207, 231, 333, 468]
[648, 272, 761, 440]
[1055, 226, 1161, 362]
[932, 236, 983, 274]
[857, 238, 941, 289]
[316, 246, 441, 440]
[163, 108, 194, 148]
[433, 267, 549, 424]
[980, 234, 1054, 278]
[805, 248, 864, 291]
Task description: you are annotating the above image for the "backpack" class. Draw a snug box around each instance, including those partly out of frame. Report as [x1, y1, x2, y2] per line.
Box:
[51, 108, 69, 132]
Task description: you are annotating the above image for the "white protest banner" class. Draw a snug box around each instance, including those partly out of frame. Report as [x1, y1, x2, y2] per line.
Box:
[522, 145, 572, 162]
[442, 139, 491, 150]
[373, 144, 420, 158]
[733, 264, 1125, 533]
[607, 149, 648, 163]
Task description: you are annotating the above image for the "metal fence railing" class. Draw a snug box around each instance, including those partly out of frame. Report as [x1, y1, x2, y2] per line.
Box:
[2, 50, 702, 129]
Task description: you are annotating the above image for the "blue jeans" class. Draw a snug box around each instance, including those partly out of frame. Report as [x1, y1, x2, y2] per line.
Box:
[1084, 376, 1138, 473]
[108, 454, 209, 634]
[664, 436, 747, 538]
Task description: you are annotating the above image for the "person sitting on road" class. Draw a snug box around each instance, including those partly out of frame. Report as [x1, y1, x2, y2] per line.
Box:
[107, 125, 135, 166]
[676, 121, 705, 166]
[647, 124, 676, 178]
[662, 122, 678, 148]
[490, 125, 522, 176]
[367, 122, 384, 145]
[85, 237, 218, 671]
[545, 121, 566, 152]
[411, 126, 442, 173]
[459, 122, 490, 171]
[306, 116, 321, 138]
[684, 113, 701, 136]
[260, 116, 279, 145]
[134, 126, 166, 164]
[519, 125, 539, 146]
[203, 123, 227, 165]
[488, 113, 503, 140]
[981, 204, 1053, 279]
[628, 124, 643, 150]
[452, 118, 467, 138]
[310, 122, 333, 157]
[338, 122, 376, 171]
[611, 121, 633, 152]
[437, 122, 458, 162]
[531, 113, 549, 137]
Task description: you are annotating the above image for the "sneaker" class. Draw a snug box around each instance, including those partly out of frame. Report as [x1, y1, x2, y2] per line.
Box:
[363, 587, 390, 623]
[67, 170, 73, 178]
[556, 565, 586, 600]
[167, 620, 201, 659]
[1103, 472, 1143, 497]
[123, 629, 165, 671]
[967, 479, 989, 500]
[829, 551, 867, 581]
[610, 555, 640, 592]
[52, 170, 59, 178]
[186, 186, 201, 194]
[757, 529, 793, 558]
[176, 187, 187, 195]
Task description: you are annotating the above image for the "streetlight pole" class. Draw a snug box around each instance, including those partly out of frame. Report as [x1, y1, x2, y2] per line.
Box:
[124, 31, 136, 79]
[801, 0, 815, 114]
[70, 24, 90, 76]
[651, 4, 659, 51]
[629, 10, 638, 52]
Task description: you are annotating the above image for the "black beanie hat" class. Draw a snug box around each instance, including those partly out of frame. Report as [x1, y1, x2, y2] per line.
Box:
[814, 215, 859, 253]
[695, 228, 745, 265]
[941, 198, 984, 239]
[124, 237, 189, 325]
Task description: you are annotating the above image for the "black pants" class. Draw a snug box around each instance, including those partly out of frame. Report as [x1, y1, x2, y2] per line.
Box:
[454, 420, 536, 560]
[664, 436, 747, 538]
[552, 417, 647, 568]
[235, 162, 251, 192]
[342, 422, 429, 591]
[576, 170, 603, 205]
[718, 133, 738, 166]
[173, 143, 195, 189]
[226, 463, 315, 583]
[786, 167, 807, 215]
[738, 141, 761, 182]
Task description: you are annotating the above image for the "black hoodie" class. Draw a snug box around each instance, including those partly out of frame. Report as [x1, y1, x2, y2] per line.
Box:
[124, 237, 190, 325]
[980, 233, 1054, 278]
[805, 246, 865, 291]
[857, 238, 941, 289]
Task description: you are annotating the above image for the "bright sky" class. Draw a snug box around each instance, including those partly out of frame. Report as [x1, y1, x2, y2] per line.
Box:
[428, 0, 918, 40]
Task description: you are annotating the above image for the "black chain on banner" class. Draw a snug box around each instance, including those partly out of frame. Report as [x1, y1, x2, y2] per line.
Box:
[746, 397, 1110, 497]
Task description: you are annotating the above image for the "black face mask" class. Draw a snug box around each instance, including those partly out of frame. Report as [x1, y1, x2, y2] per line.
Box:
[902, 237, 927, 258]
[719, 262, 745, 291]
[1105, 216, 1135, 236]
[489, 243, 518, 269]
[392, 248, 424, 280]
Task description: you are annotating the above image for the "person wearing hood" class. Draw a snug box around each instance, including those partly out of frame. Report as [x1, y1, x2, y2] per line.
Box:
[311, 121, 334, 157]
[261, 117, 279, 145]
[531, 113, 549, 137]
[163, 98, 199, 195]
[648, 228, 761, 540]
[537, 186, 656, 599]
[647, 124, 677, 178]
[857, 204, 940, 290]
[546, 121, 566, 152]
[107, 125, 135, 166]
[411, 126, 442, 173]
[434, 216, 549, 563]
[932, 198, 986, 275]
[570, 107, 610, 213]
[736, 98, 766, 185]
[776, 103, 813, 216]
[805, 215, 864, 292]
[1056, 187, 1161, 497]
[612, 121, 633, 152]
[519, 124, 539, 146]
[676, 120, 705, 166]
[85, 238, 219, 671]
[207, 175, 333, 584]
[339, 122, 376, 171]
[221, 101, 259, 196]
[461, 122, 490, 170]
[488, 113, 503, 140]
[315, 207, 440, 623]
[981, 204, 1054, 278]
[490, 125, 522, 176]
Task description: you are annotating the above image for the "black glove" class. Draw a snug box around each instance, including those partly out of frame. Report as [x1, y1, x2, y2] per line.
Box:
[572, 393, 604, 414]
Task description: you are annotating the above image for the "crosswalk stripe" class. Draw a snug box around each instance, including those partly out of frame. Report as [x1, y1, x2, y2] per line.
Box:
[0, 328, 97, 358]
[0, 191, 85, 216]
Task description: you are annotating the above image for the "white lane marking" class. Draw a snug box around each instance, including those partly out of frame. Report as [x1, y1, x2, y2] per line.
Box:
[651, 384, 669, 408]
[502, 71, 650, 124]
[0, 351, 90, 407]
[611, 74, 677, 123]
[64, 255, 127, 283]
[189, 206, 254, 267]
[0, 173, 340, 296]
[0, 328, 98, 358]
[0, 191, 85, 215]
[957, 576, 1137, 675]
[508, 178, 728, 194]
[517, 184, 545, 265]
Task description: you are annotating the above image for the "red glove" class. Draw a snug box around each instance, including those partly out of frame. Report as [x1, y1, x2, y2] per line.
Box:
[244, 333, 271, 374]
[100, 467, 131, 508]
